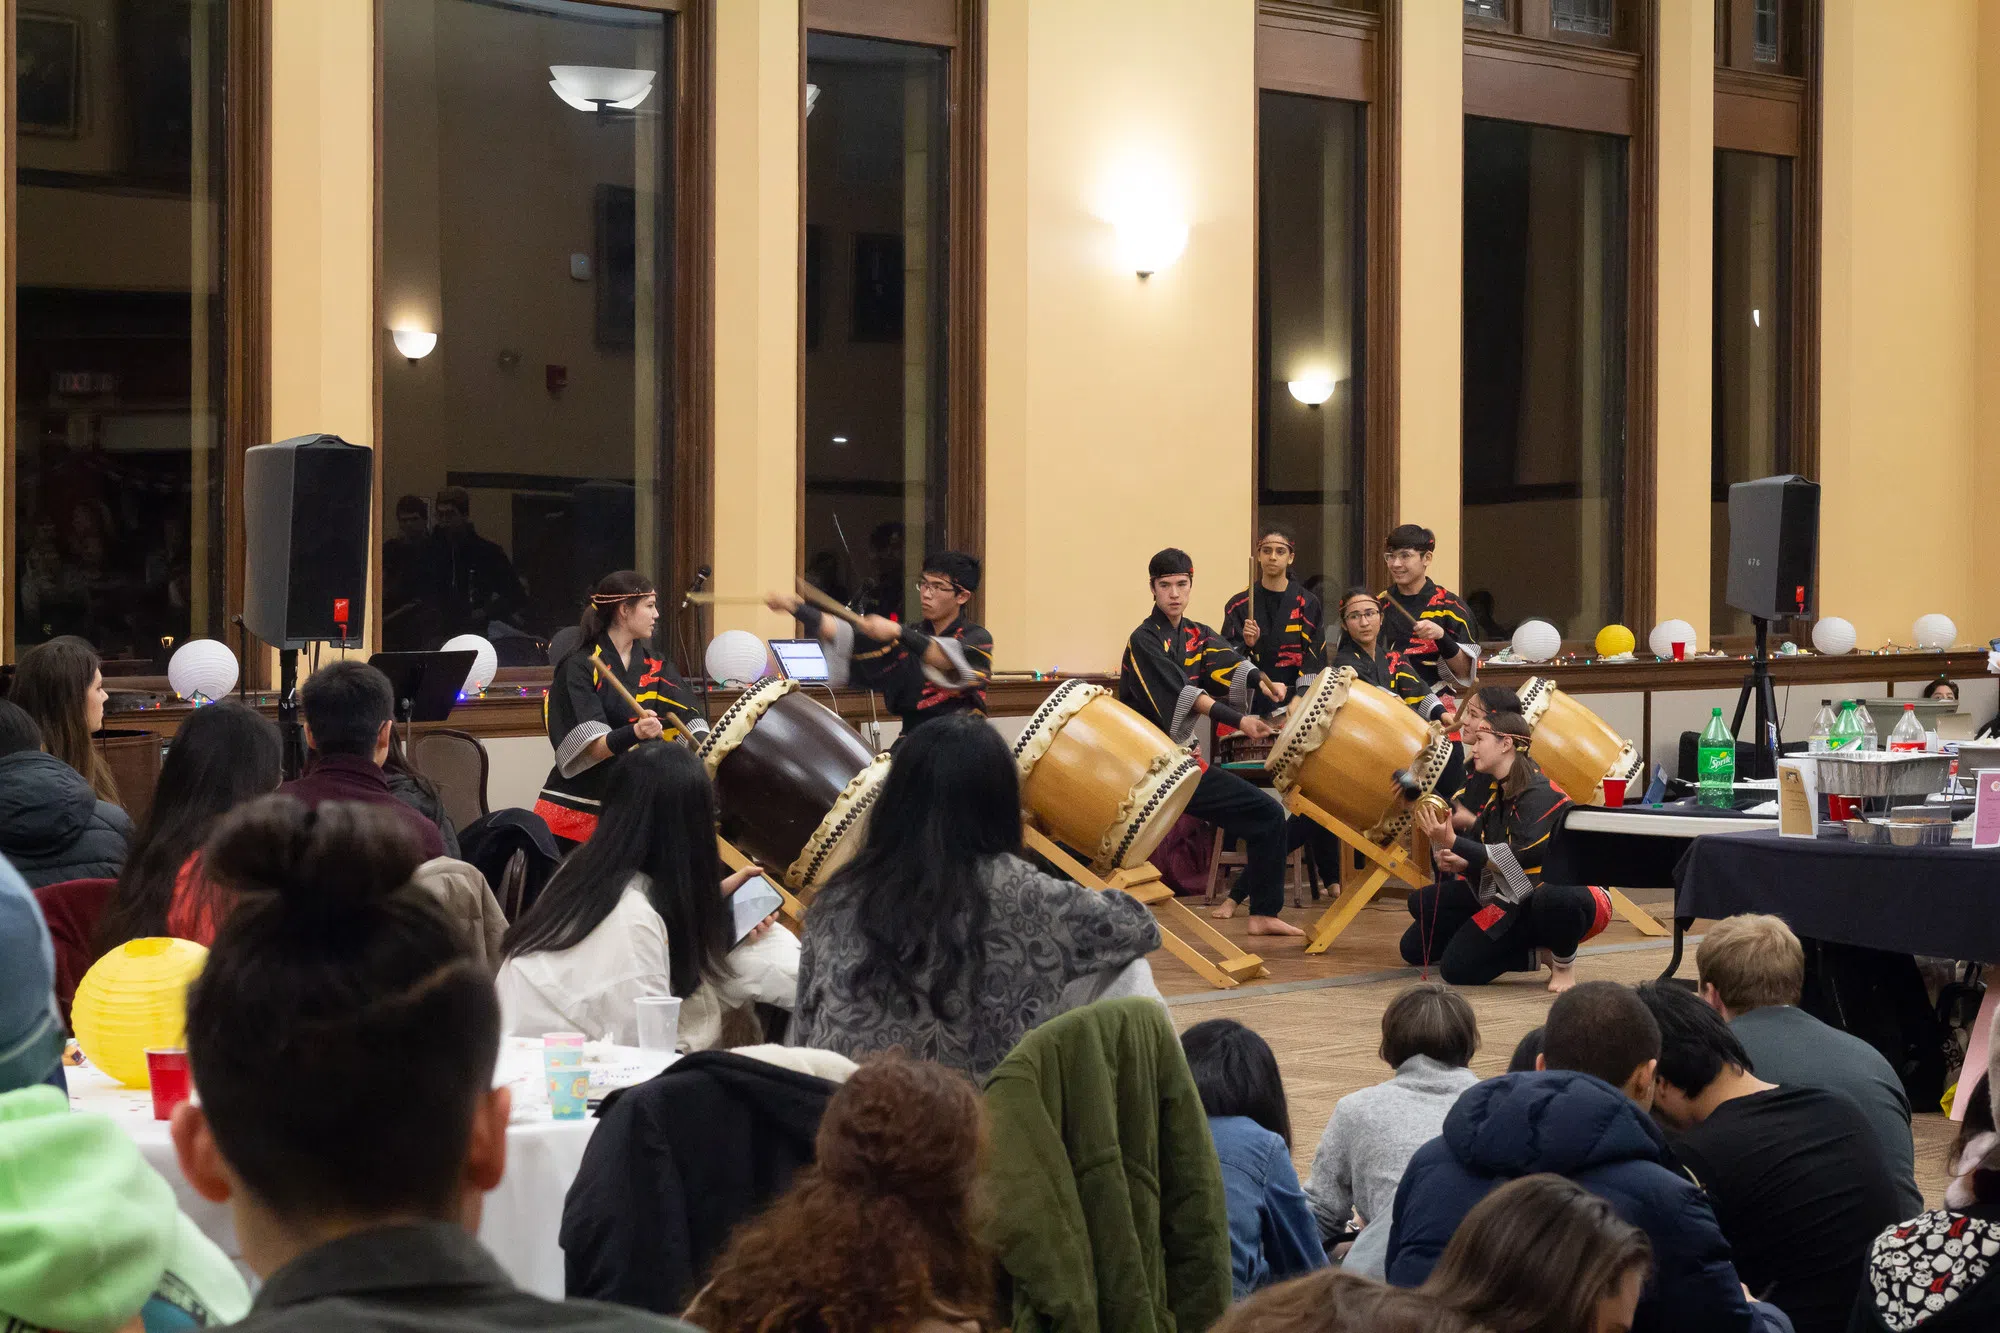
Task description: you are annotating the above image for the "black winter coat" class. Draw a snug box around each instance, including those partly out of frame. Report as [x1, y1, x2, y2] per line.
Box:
[0, 750, 132, 887]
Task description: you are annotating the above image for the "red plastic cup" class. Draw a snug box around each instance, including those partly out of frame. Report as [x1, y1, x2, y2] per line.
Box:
[1671, 641, 1687, 661]
[146, 1048, 191, 1121]
[1828, 794, 1860, 822]
[1601, 777, 1627, 807]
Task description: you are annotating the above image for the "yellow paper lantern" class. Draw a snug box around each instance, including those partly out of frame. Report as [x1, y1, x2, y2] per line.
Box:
[71, 937, 207, 1088]
[1595, 624, 1636, 658]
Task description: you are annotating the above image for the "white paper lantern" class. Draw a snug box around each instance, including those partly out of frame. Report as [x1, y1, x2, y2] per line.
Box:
[441, 634, 498, 696]
[1510, 619, 1562, 664]
[705, 630, 769, 685]
[1913, 613, 1957, 651]
[1811, 616, 1857, 657]
[166, 639, 238, 703]
[1648, 619, 1697, 660]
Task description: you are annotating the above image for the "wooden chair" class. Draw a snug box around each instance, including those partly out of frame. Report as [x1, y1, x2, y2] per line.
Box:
[409, 728, 490, 832]
[1202, 830, 1312, 909]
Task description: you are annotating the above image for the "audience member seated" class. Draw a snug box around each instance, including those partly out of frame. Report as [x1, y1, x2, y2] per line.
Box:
[385, 726, 460, 858]
[10, 634, 119, 804]
[167, 797, 688, 1329]
[1637, 982, 1900, 1333]
[1421, 1173, 1651, 1333]
[1508, 1025, 1546, 1072]
[1210, 1269, 1484, 1333]
[0, 699, 130, 888]
[1386, 980, 1794, 1333]
[0, 854, 251, 1329]
[1182, 1018, 1327, 1297]
[496, 743, 797, 1049]
[1698, 913, 1923, 1216]
[791, 715, 1161, 1080]
[685, 1056, 993, 1332]
[1849, 1027, 2000, 1332]
[1306, 982, 1480, 1277]
[93, 700, 280, 952]
[278, 661, 445, 859]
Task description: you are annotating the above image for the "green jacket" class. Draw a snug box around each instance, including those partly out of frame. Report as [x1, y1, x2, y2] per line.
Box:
[983, 998, 1231, 1333]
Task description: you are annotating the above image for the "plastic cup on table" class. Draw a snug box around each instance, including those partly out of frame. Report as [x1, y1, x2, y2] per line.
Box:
[1601, 777, 1627, 808]
[635, 995, 683, 1055]
[1671, 641, 1687, 661]
[542, 1032, 585, 1068]
[1828, 794, 1860, 822]
[145, 1048, 191, 1121]
[546, 1064, 590, 1121]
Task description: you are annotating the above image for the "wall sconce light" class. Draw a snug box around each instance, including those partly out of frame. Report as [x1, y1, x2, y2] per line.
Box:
[1117, 215, 1189, 279]
[806, 83, 822, 117]
[1287, 377, 1335, 407]
[549, 65, 655, 114]
[392, 328, 437, 362]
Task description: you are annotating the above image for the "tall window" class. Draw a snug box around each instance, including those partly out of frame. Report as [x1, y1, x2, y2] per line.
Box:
[1257, 92, 1366, 598]
[801, 34, 950, 622]
[12, 0, 229, 662]
[380, 0, 675, 658]
[1460, 118, 1630, 640]
[1711, 151, 1793, 638]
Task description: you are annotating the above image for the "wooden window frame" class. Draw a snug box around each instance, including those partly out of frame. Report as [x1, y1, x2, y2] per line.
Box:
[1717, 0, 1803, 75]
[1464, 0, 1643, 53]
[2, 0, 270, 678]
[370, 0, 715, 679]
[1254, 0, 1399, 560]
[799, 0, 985, 612]
[1462, 11, 1658, 633]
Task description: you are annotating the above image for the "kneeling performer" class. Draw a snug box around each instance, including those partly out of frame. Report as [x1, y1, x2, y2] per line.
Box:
[1119, 548, 1300, 938]
[1402, 711, 1608, 991]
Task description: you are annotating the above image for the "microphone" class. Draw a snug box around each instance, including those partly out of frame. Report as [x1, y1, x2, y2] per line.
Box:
[681, 564, 712, 611]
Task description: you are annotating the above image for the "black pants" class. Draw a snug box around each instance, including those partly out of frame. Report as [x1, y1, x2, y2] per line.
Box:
[1189, 764, 1289, 917]
[1399, 877, 1600, 986]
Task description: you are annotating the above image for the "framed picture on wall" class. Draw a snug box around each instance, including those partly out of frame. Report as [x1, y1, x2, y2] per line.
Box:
[18, 12, 82, 138]
[850, 232, 904, 343]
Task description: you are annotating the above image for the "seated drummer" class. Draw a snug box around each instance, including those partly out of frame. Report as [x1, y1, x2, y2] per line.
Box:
[1403, 711, 1609, 994]
[767, 550, 992, 737]
[1378, 524, 1481, 706]
[1120, 548, 1301, 938]
[1327, 588, 1448, 723]
[536, 570, 704, 847]
[1221, 527, 1324, 714]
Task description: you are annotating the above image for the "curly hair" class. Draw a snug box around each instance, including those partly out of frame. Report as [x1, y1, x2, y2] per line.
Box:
[687, 1055, 994, 1332]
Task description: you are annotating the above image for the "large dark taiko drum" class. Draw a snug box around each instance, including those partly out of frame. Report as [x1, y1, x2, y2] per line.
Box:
[1517, 677, 1643, 806]
[698, 678, 888, 897]
[1012, 679, 1203, 870]
[1265, 668, 1455, 842]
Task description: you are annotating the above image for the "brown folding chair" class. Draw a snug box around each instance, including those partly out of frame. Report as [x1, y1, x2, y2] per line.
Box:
[409, 728, 490, 832]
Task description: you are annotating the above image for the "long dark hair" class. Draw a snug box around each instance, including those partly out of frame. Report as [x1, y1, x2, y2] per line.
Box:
[1181, 1018, 1293, 1147]
[1483, 710, 1539, 801]
[11, 635, 116, 803]
[820, 714, 1020, 1019]
[1423, 1174, 1652, 1333]
[95, 702, 282, 954]
[500, 742, 730, 996]
[571, 570, 656, 659]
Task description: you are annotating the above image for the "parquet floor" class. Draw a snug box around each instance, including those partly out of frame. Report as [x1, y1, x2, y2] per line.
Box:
[1145, 885, 1958, 1207]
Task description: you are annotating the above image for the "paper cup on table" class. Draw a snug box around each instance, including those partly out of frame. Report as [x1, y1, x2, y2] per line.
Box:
[636, 995, 683, 1054]
[542, 1032, 585, 1068]
[546, 1065, 591, 1121]
[145, 1048, 190, 1121]
[1601, 777, 1627, 808]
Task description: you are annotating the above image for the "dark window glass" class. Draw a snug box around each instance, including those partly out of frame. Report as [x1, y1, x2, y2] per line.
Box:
[802, 34, 949, 622]
[1257, 91, 1366, 601]
[1464, 0, 1508, 19]
[13, 0, 227, 663]
[1461, 117, 1629, 641]
[381, 0, 674, 659]
[1711, 150, 1793, 639]
[1753, 0, 1780, 63]
[1552, 0, 1613, 37]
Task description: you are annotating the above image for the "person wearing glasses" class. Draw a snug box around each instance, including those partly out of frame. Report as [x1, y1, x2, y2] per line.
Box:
[1327, 588, 1447, 723]
[1377, 524, 1480, 705]
[767, 550, 992, 735]
[1221, 527, 1325, 714]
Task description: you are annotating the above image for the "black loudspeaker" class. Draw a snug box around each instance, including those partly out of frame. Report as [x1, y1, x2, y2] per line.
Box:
[1725, 474, 1819, 622]
[242, 434, 373, 648]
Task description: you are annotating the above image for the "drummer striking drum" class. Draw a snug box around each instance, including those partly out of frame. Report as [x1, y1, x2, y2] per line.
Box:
[1119, 548, 1302, 937]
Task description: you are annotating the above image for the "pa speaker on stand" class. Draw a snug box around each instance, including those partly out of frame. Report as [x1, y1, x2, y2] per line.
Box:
[1724, 474, 1820, 779]
[242, 434, 374, 777]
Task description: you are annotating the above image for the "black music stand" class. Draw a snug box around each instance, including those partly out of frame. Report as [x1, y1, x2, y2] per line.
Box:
[367, 650, 478, 725]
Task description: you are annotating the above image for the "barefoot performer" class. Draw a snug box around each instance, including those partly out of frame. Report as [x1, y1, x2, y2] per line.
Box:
[1401, 711, 1610, 992]
[1119, 548, 1302, 938]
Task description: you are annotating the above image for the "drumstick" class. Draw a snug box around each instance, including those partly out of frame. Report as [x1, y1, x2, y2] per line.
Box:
[590, 648, 652, 725]
[683, 591, 768, 606]
[795, 578, 866, 629]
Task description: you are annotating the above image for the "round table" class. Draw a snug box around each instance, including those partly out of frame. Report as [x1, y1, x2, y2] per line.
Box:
[64, 1037, 674, 1299]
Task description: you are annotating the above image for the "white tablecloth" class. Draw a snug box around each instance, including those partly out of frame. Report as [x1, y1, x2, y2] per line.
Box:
[64, 1037, 674, 1299]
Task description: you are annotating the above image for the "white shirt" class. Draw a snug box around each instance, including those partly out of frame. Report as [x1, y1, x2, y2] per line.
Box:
[496, 877, 800, 1051]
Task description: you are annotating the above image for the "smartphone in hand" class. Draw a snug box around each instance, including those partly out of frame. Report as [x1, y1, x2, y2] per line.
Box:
[729, 875, 784, 943]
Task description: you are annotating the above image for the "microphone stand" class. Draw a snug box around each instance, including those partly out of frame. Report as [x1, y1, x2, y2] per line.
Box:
[679, 566, 714, 736]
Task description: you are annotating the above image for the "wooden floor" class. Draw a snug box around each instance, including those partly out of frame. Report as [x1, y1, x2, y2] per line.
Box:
[1146, 885, 1958, 1208]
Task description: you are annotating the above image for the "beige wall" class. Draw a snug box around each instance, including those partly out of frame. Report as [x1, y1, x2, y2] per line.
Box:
[983, 0, 1256, 672]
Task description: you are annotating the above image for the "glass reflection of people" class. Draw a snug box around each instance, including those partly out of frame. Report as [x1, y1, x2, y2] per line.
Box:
[851, 520, 905, 623]
[427, 486, 527, 641]
[1221, 527, 1325, 716]
[382, 495, 435, 652]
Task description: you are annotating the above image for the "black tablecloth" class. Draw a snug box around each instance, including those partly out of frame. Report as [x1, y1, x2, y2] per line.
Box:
[1546, 803, 1765, 889]
[1675, 829, 2000, 963]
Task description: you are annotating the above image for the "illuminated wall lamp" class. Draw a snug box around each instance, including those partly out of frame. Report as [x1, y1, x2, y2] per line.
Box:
[1287, 377, 1335, 407]
[392, 329, 438, 362]
[1117, 215, 1189, 279]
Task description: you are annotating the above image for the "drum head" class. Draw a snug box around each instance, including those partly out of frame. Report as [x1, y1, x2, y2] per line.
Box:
[786, 754, 892, 893]
[1265, 668, 1350, 794]
[1013, 678, 1105, 779]
[699, 676, 798, 776]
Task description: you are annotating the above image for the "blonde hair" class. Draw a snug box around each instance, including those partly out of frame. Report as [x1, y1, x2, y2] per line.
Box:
[1697, 914, 1805, 1013]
